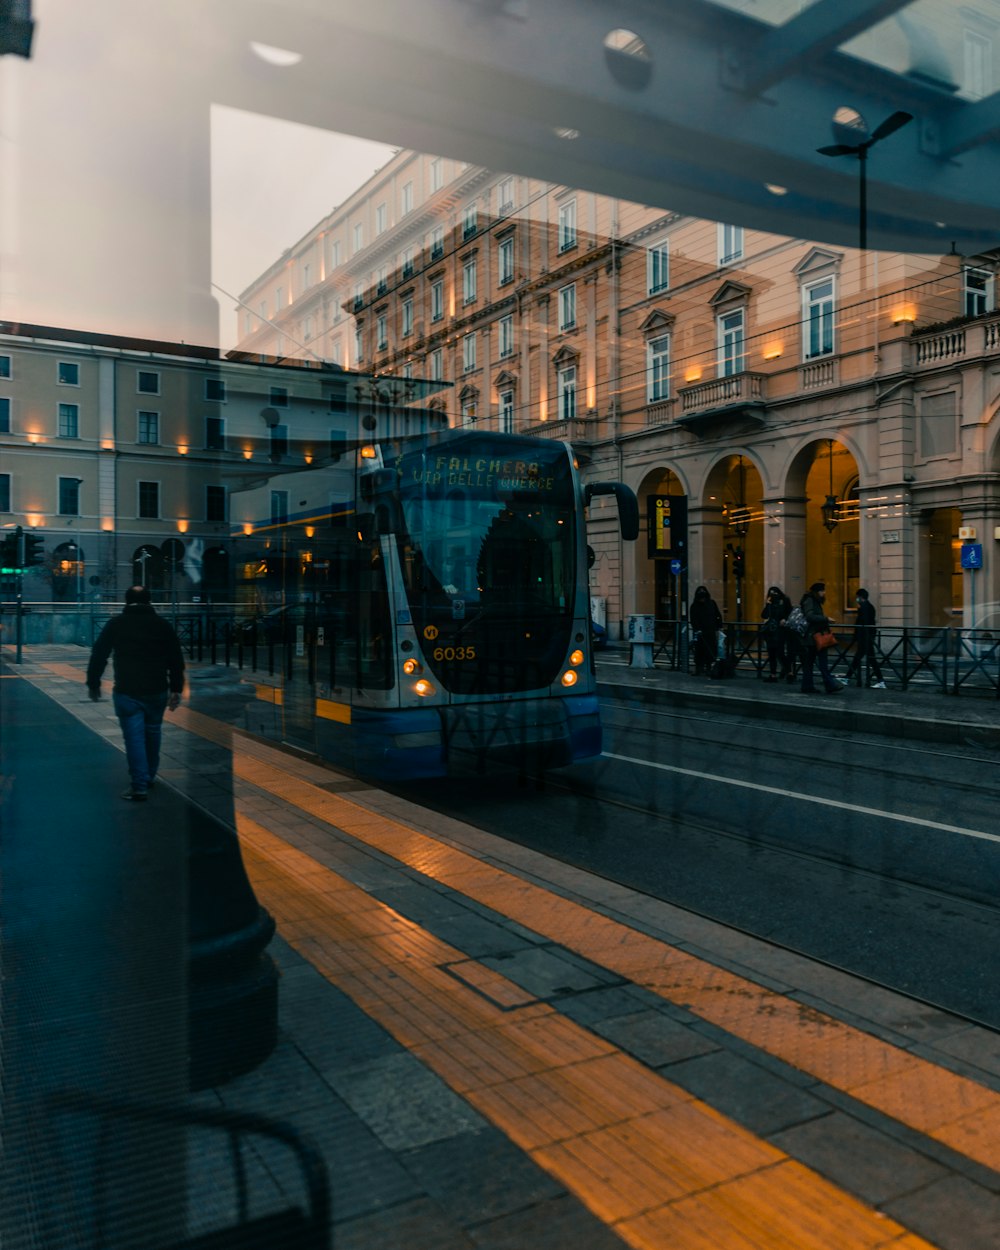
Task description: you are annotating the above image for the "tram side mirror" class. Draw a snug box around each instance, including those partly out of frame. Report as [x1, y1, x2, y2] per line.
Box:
[585, 482, 640, 541]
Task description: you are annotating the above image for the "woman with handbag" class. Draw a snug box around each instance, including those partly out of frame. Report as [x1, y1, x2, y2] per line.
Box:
[799, 581, 843, 694]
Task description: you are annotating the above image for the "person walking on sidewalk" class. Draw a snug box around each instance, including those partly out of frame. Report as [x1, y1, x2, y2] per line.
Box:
[690, 585, 723, 677]
[799, 581, 843, 695]
[844, 587, 886, 688]
[86, 585, 185, 800]
[760, 585, 792, 682]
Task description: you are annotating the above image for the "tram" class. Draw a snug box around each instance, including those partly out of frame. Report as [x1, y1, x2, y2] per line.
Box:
[234, 425, 638, 779]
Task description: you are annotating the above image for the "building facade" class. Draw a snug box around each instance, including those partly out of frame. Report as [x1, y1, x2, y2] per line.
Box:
[234, 150, 1000, 634]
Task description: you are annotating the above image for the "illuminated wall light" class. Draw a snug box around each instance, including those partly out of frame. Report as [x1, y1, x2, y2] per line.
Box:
[27, 432, 41, 444]
[304, 452, 313, 464]
[27, 514, 44, 528]
[360, 445, 377, 459]
[177, 520, 189, 534]
[243, 448, 253, 459]
[177, 444, 188, 455]
[684, 367, 703, 383]
[101, 439, 115, 450]
[892, 304, 917, 325]
[763, 344, 783, 360]
[304, 525, 315, 539]
[242, 523, 253, 536]
[102, 517, 114, 532]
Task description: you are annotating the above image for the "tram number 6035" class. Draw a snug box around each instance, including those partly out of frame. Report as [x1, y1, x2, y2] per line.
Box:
[433, 645, 476, 662]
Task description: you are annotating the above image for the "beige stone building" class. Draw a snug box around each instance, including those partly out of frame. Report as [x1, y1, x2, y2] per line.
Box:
[234, 150, 1000, 634]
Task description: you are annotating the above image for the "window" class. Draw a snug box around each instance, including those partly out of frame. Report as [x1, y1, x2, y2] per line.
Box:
[0, 473, 9, 512]
[58, 361, 79, 386]
[462, 259, 477, 304]
[353, 282, 364, 310]
[964, 30, 993, 99]
[258, 300, 267, 320]
[402, 297, 413, 337]
[648, 240, 669, 294]
[719, 223, 744, 265]
[353, 222, 364, 253]
[270, 490, 289, 524]
[355, 325, 364, 363]
[401, 246, 414, 277]
[803, 276, 835, 358]
[430, 225, 444, 259]
[558, 283, 576, 331]
[498, 237, 514, 285]
[270, 386, 288, 408]
[0, 397, 10, 433]
[206, 484, 227, 522]
[59, 477, 80, 516]
[330, 239, 341, 269]
[558, 198, 577, 251]
[430, 348, 443, 382]
[0, 354, 10, 379]
[302, 262, 311, 289]
[376, 202, 387, 235]
[557, 364, 577, 421]
[138, 481, 159, 519]
[134, 370, 158, 394]
[205, 378, 226, 402]
[963, 266, 994, 317]
[499, 388, 514, 433]
[498, 177, 514, 213]
[303, 316, 313, 341]
[401, 181, 413, 216]
[205, 415, 226, 450]
[402, 363, 413, 380]
[270, 424, 288, 459]
[461, 397, 477, 426]
[430, 157, 443, 191]
[58, 403, 79, 438]
[274, 287, 283, 315]
[647, 334, 670, 402]
[138, 411, 159, 444]
[498, 314, 514, 359]
[376, 265, 388, 295]
[462, 333, 477, 372]
[718, 308, 747, 376]
[463, 205, 478, 239]
[376, 313, 387, 350]
[431, 279, 444, 322]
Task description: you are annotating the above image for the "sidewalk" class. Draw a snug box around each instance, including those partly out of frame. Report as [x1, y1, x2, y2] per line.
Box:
[4, 645, 1000, 1250]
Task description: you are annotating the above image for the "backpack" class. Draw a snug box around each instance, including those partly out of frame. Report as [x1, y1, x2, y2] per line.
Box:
[786, 606, 809, 637]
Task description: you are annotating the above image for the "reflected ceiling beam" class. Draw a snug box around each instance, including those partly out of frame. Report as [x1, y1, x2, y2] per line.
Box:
[731, 0, 912, 96]
[936, 92, 1000, 157]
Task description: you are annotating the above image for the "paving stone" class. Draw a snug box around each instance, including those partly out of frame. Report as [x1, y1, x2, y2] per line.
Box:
[771, 1109, 950, 1205]
[423, 913, 536, 958]
[663, 1049, 829, 1135]
[332, 1052, 487, 1151]
[335, 1196, 477, 1250]
[884, 1175, 1000, 1250]
[592, 1009, 722, 1067]
[467, 1193, 628, 1249]
[479, 946, 616, 998]
[399, 1128, 564, 1226]
[556, 984, 662, 1027]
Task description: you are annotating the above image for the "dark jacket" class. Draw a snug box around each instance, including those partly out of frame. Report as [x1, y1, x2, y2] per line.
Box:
[853, 598, 877, 646]
[761, 592, 791, 630]
[800, 591, 831, 639]
[87, 603, 185, 697]
[690, 593, 722, 637]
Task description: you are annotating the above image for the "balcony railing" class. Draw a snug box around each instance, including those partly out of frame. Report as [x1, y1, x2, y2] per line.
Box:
[912, 314, 1000, 366]
[678, 371, 766, 414]
[800, 357, 838, 390]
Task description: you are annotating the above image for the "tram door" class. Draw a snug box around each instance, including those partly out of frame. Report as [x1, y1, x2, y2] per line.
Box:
[279, 550, 318, 753]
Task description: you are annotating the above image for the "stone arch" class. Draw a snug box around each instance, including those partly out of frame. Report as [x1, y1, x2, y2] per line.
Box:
[698, 450, 766, 623]
[624, 464, 689, 623]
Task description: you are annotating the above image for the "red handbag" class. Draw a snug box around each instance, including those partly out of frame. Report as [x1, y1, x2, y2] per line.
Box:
[813, 629, 837, 651]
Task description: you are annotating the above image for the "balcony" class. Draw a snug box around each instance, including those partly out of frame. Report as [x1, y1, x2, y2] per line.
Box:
[912, 313, 1000, 368]
[675, 372, 767, 432]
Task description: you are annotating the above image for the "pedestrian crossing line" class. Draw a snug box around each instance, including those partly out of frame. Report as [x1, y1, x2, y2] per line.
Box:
[238, 812, 935, 1250]
[30, 671, 1000, 1178]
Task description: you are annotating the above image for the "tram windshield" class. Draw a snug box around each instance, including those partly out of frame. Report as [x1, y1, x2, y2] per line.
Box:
[395, 435, 577, 693]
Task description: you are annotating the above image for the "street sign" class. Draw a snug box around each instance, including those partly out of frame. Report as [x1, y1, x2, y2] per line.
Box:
[670, 558, 682, 575]
[960, 543, 983, 570]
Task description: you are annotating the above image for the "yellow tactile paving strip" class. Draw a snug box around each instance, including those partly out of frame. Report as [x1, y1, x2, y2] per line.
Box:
[238, 813, 932, 1250]
[33, 668, 1000, 1187]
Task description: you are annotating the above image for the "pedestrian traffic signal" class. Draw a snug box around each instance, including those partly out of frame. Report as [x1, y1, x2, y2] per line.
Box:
[23, 531, 44, 566]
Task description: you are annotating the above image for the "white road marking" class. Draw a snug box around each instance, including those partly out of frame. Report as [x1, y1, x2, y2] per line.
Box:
[602, 751, 1000, 846]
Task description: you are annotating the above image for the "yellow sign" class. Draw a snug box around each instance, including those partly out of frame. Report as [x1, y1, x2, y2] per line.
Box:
[423, 625, 439, 641]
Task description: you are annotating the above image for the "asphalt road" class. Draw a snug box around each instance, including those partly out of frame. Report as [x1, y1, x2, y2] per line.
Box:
[393, 693, 1000, 1028]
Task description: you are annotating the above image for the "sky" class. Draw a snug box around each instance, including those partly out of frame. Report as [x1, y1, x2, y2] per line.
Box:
[210, 106, 395, 350]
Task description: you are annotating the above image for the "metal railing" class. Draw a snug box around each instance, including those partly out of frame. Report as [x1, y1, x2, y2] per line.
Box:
[645, 618, 1000, 698]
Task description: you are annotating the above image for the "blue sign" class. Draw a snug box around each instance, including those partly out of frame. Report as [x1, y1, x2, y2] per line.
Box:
[670, 558, 682, 575]
[961, 543, 983, 570]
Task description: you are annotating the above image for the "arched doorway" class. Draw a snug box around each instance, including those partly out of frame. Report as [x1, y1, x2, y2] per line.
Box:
[52, 541, 84, 602]
[634, 467, 687, 624]
[786, 438, 861, 622]
[703, 454, 764, 624]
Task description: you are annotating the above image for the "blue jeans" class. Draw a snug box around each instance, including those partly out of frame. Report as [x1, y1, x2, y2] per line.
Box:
[800, 646, 838, 693]
[113, 692, 168, 792]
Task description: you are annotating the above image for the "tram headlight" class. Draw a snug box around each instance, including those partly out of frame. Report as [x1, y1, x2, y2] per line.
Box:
[414, 679, 436, 697]
[569, 649, 585, 666]
[560, 670, 579, 687]
[402, 658, 422, 675]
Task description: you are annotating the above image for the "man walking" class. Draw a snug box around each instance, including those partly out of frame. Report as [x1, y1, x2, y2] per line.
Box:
[87, 586, 185, 800]
[844, 587, 887, 689]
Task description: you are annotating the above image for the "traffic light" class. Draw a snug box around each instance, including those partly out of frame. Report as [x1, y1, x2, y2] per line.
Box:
[0, 531, 17, 570]
[23, 530, 44, 566]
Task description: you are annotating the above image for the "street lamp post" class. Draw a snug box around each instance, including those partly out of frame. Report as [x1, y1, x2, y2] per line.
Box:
[817, 111, 913, 252]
